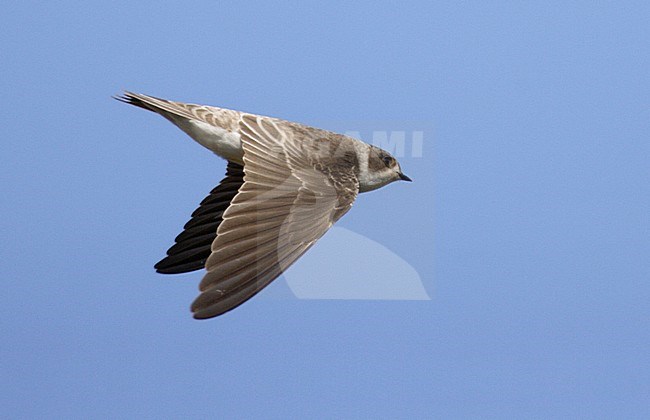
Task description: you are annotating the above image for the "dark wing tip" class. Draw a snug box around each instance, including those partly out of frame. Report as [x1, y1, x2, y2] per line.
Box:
[153, 161, 246, 276]
[153, 250, 210, 274]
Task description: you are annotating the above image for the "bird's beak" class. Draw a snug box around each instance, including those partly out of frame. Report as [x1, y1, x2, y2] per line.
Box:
[398, 172, 412, 182]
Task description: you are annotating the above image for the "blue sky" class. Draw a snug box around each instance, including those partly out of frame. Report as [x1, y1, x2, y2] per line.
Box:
[2, 1, 649, 418]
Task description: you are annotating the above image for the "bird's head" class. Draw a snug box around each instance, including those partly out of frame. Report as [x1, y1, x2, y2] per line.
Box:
[359, 146, 412, 192]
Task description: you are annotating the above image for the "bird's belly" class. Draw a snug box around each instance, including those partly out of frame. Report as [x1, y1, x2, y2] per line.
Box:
[179, 119, 245, 164]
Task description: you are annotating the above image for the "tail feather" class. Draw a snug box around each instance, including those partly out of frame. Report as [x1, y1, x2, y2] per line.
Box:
[114, 91, 200, 122]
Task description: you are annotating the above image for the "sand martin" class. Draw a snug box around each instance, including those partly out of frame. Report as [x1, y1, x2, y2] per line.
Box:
[116, 92, 412, 319]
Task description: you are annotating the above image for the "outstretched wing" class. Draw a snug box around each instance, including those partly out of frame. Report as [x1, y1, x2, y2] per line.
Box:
[191, 115, 360, 319]
[154, 162, 245, 274]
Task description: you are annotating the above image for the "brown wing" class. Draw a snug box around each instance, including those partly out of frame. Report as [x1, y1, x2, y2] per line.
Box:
[190, 115, 359, 319]
[154, 162, 245, 274]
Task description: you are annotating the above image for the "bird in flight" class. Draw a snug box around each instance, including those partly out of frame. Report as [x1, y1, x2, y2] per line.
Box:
[116, 92, 412, 319]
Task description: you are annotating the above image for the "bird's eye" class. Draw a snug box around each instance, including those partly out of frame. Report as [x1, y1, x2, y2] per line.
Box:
[382, 156, 394, 166]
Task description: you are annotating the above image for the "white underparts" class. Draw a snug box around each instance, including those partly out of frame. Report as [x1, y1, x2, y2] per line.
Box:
[173, 118, 244, 164]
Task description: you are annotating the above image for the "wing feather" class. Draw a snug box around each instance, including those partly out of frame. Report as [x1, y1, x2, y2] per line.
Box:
[191, 115, 359, 318]
[154, 162, 244, 274]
